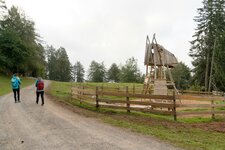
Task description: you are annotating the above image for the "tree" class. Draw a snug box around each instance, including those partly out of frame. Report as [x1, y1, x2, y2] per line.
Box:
[170, 62, 191, 90]
[46, 46, 72, 81]
[212, 33, 225, 91]
[0, 6, 45, 76]
[73, 61, 85, 82]
[55, 47, 72, 81]
[119, 57, 143, 83]
[88, 61, 106, 82]
[190, 0, 225, 91]
[107, 63, 120, 82]
[46, 46, 57, 80]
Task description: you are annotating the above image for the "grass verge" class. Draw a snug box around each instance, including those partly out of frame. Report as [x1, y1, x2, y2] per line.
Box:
[48, 81, 225, 150]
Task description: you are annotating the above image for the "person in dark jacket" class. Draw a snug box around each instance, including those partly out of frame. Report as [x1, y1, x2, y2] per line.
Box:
[35, 77, 44, 106]
[11, 73, 21, 103]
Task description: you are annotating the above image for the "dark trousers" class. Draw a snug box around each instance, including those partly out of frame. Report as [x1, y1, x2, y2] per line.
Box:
[13, 88, 20, 102]
[36, 91, 44, 104]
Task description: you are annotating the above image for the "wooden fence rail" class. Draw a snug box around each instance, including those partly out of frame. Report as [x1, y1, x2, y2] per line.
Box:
[72, 85, 177, 120]
[71, 85, 225, 120]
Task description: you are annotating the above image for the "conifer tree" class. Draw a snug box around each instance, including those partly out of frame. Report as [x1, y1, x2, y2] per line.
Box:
[190, 0, 225, 91]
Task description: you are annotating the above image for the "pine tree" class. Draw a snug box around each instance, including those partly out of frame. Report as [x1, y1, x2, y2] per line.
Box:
[119, 57, 142, 83]
[46, 46, 72, 81]
[107, 63, 120, 82]
[190, 0, 225, 91]
[88, 61, 106, 82]
[73, 61, 85, 82]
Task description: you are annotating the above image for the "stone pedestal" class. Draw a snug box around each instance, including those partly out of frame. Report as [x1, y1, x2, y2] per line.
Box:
[153, 79, 167, 95]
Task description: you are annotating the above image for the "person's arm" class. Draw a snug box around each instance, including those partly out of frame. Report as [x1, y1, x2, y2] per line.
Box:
[18, 78, 21, 85]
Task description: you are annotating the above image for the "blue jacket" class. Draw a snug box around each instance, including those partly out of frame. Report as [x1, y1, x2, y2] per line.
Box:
[11, 76, 21, 89]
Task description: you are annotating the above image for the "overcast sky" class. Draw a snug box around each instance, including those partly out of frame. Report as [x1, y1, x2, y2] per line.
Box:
[6, 0, 202, 73]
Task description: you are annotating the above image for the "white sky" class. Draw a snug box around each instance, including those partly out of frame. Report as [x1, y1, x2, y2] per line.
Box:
[6, 0, 202, 74]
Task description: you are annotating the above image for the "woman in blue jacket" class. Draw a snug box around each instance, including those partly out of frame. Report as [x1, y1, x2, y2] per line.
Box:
[11, 73, 21, 103]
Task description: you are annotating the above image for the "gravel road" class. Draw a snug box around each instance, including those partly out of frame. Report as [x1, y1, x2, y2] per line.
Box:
[0, 81, 182, 150]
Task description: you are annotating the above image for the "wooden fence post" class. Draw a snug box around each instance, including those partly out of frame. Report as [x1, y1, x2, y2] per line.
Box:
[96, 86, 99, 109]
[173, 91, 177, 121]
[78, 85, 81, 104]
[211, 96, 215, 119]
[126, 86, 130, 113]
[79, 85, 82, 104]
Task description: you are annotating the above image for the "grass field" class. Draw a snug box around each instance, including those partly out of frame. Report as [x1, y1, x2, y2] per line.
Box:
[0, 75, 35, 96]
[48, 81, 225, 150]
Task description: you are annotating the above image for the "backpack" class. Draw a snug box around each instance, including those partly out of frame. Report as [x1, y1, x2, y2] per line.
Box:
[12, 78, 18, 89]
[37, 81, 44, 90]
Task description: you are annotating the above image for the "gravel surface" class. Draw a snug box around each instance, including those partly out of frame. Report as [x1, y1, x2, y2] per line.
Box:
[0, 81, 183, 150]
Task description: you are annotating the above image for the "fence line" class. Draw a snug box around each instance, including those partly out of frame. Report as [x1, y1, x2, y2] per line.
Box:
[71, 85, 225, 120]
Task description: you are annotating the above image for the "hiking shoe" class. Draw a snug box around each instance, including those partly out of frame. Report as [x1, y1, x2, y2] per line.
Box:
[36, 101, 38, 104]
[41, 103, 44, 106]
[18, 100, 20, 103]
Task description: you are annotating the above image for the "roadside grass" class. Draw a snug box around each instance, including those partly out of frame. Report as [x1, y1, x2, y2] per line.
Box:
[103, 117, 225, 150]
[48, 81, 225, 150]
[0, 75, 35, 96]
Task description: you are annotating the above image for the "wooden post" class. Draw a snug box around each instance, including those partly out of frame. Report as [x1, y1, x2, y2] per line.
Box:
[211, 96, 215, 119]
[96, 86, 99, 109]
[81, 85, 84, 104]
[126, 86, 130, 113]
[173, 91, 177, 121]
[78, 85, 81, 103]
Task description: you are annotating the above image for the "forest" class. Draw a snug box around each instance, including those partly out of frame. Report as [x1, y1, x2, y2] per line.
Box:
[1, 0, 225, 92]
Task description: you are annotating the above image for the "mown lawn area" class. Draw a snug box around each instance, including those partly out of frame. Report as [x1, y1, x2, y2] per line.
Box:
[0, 75, 35, 96]
[48, 81, 225, 150]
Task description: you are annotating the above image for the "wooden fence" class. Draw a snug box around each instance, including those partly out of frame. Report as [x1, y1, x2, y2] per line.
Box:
[71, 85, 177, 120]
[71, 85, 225, 120]
[176, 90, 225, 118]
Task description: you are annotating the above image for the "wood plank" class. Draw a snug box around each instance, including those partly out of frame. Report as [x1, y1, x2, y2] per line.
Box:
[97, 91, 175, 100]
[98, 99, 126, 103]
[178, 95, 213, 100]
[129, 107, 174, 115]
[179, 90, 212, 95]
[98, 99, 175, 108]
[178, 95, 224, 101]
[79, 95, 96, 101]
[99, 104, 174, 115]
[177, 110, 225, 116]
[129, 93, 175, 100]
[97, 91, 127, 97]
[178, 104, 225, 108]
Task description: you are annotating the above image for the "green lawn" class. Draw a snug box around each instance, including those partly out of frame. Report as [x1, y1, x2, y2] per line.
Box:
[0, 75, 35, 96]
[48, 81, 225, 150]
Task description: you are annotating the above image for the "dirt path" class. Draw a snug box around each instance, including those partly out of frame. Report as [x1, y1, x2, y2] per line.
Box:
[0, 81, 182, 150]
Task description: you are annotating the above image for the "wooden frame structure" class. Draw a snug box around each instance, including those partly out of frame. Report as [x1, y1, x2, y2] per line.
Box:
[144, 34, 178, 95]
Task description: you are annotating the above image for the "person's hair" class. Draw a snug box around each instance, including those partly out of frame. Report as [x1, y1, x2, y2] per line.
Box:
[38, 77, 42, 81]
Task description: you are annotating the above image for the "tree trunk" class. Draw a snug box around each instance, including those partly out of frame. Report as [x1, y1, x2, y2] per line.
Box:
[205, 51, 210, 92]
[208, 39, 216, 92]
